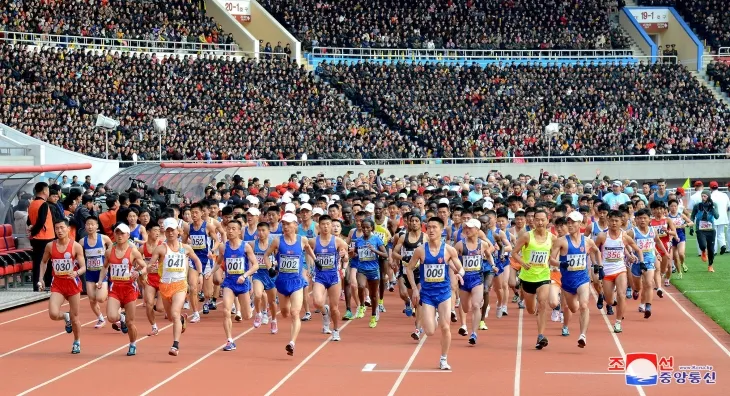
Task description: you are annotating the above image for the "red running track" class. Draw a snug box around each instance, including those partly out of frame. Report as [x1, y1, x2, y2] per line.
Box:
[1, 286, 729, 395]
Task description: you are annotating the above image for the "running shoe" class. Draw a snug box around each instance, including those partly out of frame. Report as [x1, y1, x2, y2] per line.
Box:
[169, 347, 179, 356]
[671, 265, 676, 273]
[479, 321, 488, 330]
[561, 326, 570, 337]
[262, 314, 270, 325]
[301, 312, 312, 321]
[708, 266, 715, 273]
[701, 250, 708, 262]
[210, 300, 217, 310]
[656, 289, 664, 298]
[127, 344, 137, 356]
[501, 305, 508, 316]
[235, 312, 243, 322]
[664, 279, 670, 287]
[455, 297, 460, 308]
[535, 335, 549, 350]
[271, 320, 279, 334]
[63, 312, 72, 334]
[231, 307, 237, 315]
[682, 263, 689, 272]
[181, 313, 188, 333]
[644, 304, 652, 319]
[485, 304, 491, 318]
[559, 312, 564, 323]
[148, 327, 159, 336]
[253, 313, 262, 328]
[512, 294, 519, 303]
[342, 309, 354, 320]
[388, 282, 395, 292]
[596, 293, 604, 310]
[612, 300, 617, 307]
[577, 334, 586, 348]
[198, 291, 205, 302]
[606, 306, 614, 316]
[202, 303, 210, 315]
[356, 306, 366, 319]
[404, 304, 413, 317]
[439, 358, 451, 370]
[378, 301, 386, 313]
[189, 312, 201, 323]
[332, 330, 341, 341]
[71, 341, 80, 354]
[632, 290, 639, 300]
[496, 306, 503, 319]
[411, 328, 422, 341]
[183, 301, 190, 310]
[94, 318, 105, 329]
[468, 333, 477, 345]
[458, 326, 467, 336]
[223, 341, 236, 351]
[286, 342, 295, 356]
[613, 321, 622, 333]
[722, 246, 727, 255]
[369, 316, 377, 328]
[120, 317, 128, 334]
[626, 287, 632, 299]
[550, 309, 561, 322]
[322, 305, 331, 334]
[364, 296, 372, 307]
[517, 300, 525, 309]
[375, 308, 381, 322]
[450, 310, 457, 323]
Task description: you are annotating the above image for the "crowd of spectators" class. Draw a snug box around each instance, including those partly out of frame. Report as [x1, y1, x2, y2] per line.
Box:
[707, 60, 730, 94]
[318, 60, 730, 158]
[0, 0, 235, 50]
[0, 44, 421, 162]
[260, 0, 630, 51]
[638, 0, 730, 52]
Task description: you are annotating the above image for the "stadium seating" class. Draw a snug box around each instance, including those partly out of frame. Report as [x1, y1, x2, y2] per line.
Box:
[638, 0, 730, 52]
[0, 224, 32, 289]
[317, 60, 730, 158]
[260, 0, 630, 51]
[707, 59, 730, 94]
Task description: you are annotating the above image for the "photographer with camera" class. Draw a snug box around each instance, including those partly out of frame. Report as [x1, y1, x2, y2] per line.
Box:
[691, 189, 720, 272]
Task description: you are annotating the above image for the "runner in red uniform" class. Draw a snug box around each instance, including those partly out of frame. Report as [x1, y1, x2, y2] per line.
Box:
[38, 219, 87, 354]
[140, 222, 163, 336]
[649, 201, 677, 297]
[99, 223, 147, 356]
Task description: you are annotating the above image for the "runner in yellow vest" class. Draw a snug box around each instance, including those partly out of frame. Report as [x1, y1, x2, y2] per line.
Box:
[511, 209, 557, 350]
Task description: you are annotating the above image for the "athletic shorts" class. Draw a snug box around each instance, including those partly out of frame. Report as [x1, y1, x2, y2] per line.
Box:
[146, 273, 160, 290]
[51, 277, 82, 298]
[657, 240, 670, 257]
[222, 276, 251, 297]
[603, 270, 626, 283]
[159, 280, 187, 300]
[109, 282, 139, 306]
[420, 289, 451, 308]
[403, 269, 421, 290]
[630, 261, 656, 277]
[314, 270, 340, 289]
[252, 269, 276, 291]
[561, 272, 591, 295]
[551, 271, 562, 287]
[84, 270, 107, 284]
[672, 229, 686, 246]
[275, 276, 305, 297]
[459, 273, 483, 293]
[510, 261, 522, 271]
[357, 267, 380, 281]
[189, 256, 213, 274]
[520, 279, 551, 294]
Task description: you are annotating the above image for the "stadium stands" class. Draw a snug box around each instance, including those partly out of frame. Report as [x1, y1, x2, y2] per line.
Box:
[638, 0, 730, 52]
[0, 44, 420, 162]
[707, 59, 730, 94]
[260, 0, 630, 51]
[0, 0, 235, 50]
[318, 60, 730, 158]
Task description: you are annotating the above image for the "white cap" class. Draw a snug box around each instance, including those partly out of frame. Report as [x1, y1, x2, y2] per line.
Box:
[285, 203, 296, 213]
[247, 196, 260, 205]
[398, 193, 407, 199]
[114, 223, 131, 234]
[281, 195, 292, 204]
[247, 208, 261, 216]
[439, 197, 450, 205]
[300, 193, 311, 203]
[612, 180, 622, 187]
[482, 199, 494, 210]
[567, 211, 584, 222]
[313, 208, 325, 216]
[365, 203, 375, 213]
[464, 218, 481, 228]
[282, 213, 298, 223]
[283, 191, 293, 200]
[162, 218, 178, 230]
[300, 203, 313, 211]
[331, 194, 340, 201]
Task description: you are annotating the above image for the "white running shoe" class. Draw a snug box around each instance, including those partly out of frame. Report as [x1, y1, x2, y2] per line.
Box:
[183, 301, 190, 310]
[332, 330, 341, 341]
[501, 305, 508, 316]
[439, 358, 451, 370]
[559, 312, 564, 324]
[189, 312, 201, 323]
[322, 305, 331, 333]
[262, 314, 270, 325]
[364, 296, 372, 307]
[496, 305, 503, 318]
[551, 309, 561, 322]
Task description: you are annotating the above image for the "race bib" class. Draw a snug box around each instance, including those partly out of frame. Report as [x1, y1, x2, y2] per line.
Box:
[86, 257, 103, 271]
[110, 263, 131, 281]
[654, 225, 667, 237]
[226, 257, 245, 275]
[699, 221, 713, 231]
[52, 259, 74, 276]
[462, 255, 482, 272]
[603, 247, 623, 262]
[85, 247, 105, 258]
[424, 263, 445, 282]
[358, 246, 376, 262]
[529, 250, 548, 267]
[637, 238, 654, 253]
[316, 254, 336, 270]
[163, 253, 186, 273]
[566, 254, 586, 271]
[190, 234, 206, 250]
[279, 256, 300, 273]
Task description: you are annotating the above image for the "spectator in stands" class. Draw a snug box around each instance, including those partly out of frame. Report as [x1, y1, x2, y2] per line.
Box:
[707, 60, 730, 93]
[27, 182, 55, 291]
[639, 0, 730, 51]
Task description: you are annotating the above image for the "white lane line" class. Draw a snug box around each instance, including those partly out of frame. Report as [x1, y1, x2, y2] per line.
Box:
[546, 371, 623, 375]
[0, 319, 96, 358]
[387, 332, 427, 396]
[363, 363, 376, 372]
[18, 323, 173, 395]
[514, 308, 524, 396]
[0, 297, 89, 325]
[264, 320, 353, 396]
[677, 290, 721, 294]
[590, 289, 646, 396]
[665, 291, 730, 358]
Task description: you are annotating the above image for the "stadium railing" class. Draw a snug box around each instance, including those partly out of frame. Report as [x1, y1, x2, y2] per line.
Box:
[310, 47, 636, 61]
[719, 47, 730, 56]
[0, 31, 243, 56]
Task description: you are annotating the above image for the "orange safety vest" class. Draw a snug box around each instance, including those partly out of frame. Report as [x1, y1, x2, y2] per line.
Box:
[28, 198, 55, 240]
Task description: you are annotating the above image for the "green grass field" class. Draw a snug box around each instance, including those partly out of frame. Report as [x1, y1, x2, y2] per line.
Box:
[670, 235, 730, 334]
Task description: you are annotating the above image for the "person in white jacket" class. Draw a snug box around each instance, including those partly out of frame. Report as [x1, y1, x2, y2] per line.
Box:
[709, 181, 730, 255]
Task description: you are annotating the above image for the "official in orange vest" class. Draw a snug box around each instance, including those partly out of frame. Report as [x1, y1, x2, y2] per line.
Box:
[28, 182, 56, 291]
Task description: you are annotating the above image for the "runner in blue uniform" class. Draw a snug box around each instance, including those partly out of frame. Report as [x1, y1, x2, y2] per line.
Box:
[626, 208, 668, 319]
[308, 215, 349, 341]
[551, 211, 601, 348]
[263, 212, 316, 356]
[82, 216, 112, 329]
[183, 202, 219, 322]
[352, 218, 388, 328]
[252, 222, 279, 332]
[405, 217, 465, 370]
[212, 219, 259, 351]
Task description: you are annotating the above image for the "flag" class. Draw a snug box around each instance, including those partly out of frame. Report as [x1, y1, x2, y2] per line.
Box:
[682, 178, 690, 190]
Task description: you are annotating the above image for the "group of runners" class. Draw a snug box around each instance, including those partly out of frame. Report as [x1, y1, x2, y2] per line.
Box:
[37, 172, 714, 369]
